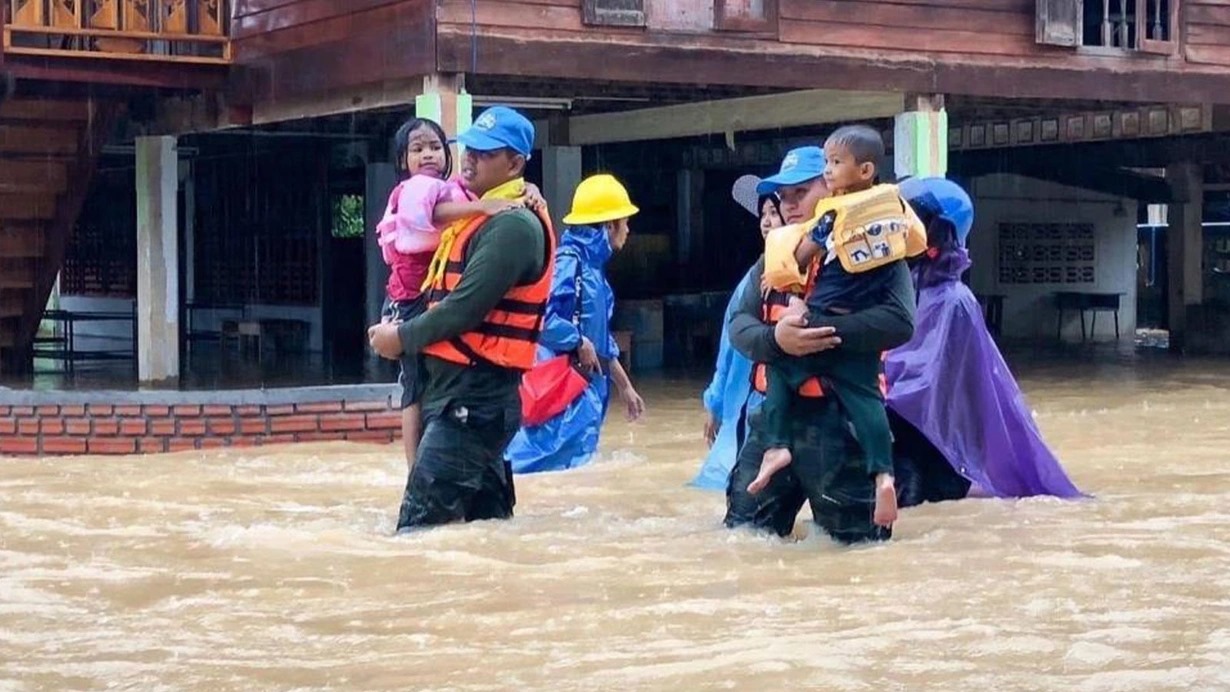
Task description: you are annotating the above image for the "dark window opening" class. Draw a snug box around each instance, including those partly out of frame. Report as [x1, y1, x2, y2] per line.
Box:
[1039, 0, 1177, 52]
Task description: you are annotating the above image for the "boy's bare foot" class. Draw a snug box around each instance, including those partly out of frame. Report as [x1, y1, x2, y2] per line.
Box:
[748, 447, 793, 495]
[874, 474, 898, 527]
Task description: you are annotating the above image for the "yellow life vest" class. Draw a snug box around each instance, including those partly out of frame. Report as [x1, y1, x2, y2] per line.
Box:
[762, 222, 812, 294]
[812, 184, 928, 275]
[760, 185, 928, 295]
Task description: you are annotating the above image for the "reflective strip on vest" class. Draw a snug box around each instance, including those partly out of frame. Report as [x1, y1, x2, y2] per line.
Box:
[420, 209, 557, 371]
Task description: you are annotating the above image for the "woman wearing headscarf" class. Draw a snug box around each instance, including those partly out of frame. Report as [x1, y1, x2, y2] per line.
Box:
[888, 177, 1084, 506]
[692, 175, 784, 490]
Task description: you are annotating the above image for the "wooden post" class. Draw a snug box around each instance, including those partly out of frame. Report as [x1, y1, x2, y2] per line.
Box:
[135, 135, 180, 382]
[1165, 161, 1203, 352]
[677, 169, 703, 269]
[894, 93, 948, 180]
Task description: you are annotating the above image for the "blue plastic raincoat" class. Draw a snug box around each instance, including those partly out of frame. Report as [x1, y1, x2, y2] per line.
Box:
[690, 266, 764, 490]
[505, 226, 619, 473]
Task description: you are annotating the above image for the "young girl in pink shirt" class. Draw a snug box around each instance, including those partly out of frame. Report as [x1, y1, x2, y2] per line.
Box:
[377, 117, 522, 470]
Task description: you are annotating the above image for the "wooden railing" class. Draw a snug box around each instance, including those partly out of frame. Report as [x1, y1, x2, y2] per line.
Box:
[1089, 0, 1177, 51]
[1038, 0, 1179, 55]
[3, 0, 230, 65]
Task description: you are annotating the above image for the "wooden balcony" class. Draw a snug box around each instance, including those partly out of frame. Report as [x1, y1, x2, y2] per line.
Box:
[3, 0, 230, 65]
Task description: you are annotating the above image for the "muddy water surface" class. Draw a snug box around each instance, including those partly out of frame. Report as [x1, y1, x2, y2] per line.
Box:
[2, 356, 1230, 690]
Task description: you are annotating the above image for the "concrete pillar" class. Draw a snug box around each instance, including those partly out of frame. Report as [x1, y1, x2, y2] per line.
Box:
[416, 73, 471, 161]
[894, 93, 948, 179]
[135, 136, 180, 383]
[1165, 162, 1203, 352]
[543, 145, 582, 229]
[365, 162, 398, 331]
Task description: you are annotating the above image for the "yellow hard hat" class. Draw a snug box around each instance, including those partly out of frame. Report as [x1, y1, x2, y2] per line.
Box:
[562, 174, 640, 226]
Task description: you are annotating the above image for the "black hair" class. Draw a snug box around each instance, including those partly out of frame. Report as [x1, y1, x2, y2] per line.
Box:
[758, 194, 782, 221]
[392, 117, 452, 179]
[920, 207, 959, 250]
[825, 124, 885, 165]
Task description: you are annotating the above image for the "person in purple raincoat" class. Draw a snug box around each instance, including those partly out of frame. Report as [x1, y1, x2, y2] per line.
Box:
[888, 177, 1084, 507]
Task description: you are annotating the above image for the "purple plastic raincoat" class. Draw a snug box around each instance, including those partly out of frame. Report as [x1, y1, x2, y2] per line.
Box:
[884, 246, 1083, 499]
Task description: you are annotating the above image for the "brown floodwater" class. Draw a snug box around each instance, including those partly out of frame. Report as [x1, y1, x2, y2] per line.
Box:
[3, 352, 1230, 691]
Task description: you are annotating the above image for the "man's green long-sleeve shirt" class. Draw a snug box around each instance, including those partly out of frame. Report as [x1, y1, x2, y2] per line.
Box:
[728, 256, 917, 365]
[397, 208, 547, 414]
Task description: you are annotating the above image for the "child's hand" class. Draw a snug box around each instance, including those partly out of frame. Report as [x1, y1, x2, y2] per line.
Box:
[784, 295, 807, 319]
[520, 183, 547, 211]
[479, 198, 523, 216]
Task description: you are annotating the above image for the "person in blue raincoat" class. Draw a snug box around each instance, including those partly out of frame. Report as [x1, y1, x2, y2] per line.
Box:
[692, 176, 784, 490]
[505, 174, 646, 474]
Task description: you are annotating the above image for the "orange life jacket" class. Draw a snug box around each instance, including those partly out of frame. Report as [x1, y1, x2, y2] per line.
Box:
[751, 263, 889, 398]
[421, 208, 556, 371]
[751, 288, 827, 398]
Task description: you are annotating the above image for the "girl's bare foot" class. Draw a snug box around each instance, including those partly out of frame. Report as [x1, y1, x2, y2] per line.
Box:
[748, 447, 793, 495]
[874, 474, 898, 527]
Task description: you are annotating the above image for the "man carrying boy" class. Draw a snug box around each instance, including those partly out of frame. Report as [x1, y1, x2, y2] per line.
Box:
[749, 125, 927, 529]
[723, 138, 918, 545]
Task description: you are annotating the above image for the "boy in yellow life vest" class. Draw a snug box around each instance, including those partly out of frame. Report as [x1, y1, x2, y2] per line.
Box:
[750, 125, 927, 530]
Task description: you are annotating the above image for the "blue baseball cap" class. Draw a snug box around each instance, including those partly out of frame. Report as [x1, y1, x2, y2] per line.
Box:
[457, 106, 535, 158]
[756, 146, 826, 195]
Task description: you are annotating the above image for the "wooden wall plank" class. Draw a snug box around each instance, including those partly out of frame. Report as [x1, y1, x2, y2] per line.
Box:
[0, 125, 80, 155]
[3, 57, 226, 90]
[235, 2, 423, 60]
[781, 0, 1033, 37]
[232, 0, 406, 38]
[780, 0, 1031, 15]
[0, 293, 26, 319]
[437, 27, 1230, 104]
[442, 0, 580, 9]
[0, 99, 91, 122]
[436, 0, 1039, 60]
[0, 194, 58, 221]
[233, 0, 304, 18]
[1187, 3, 1230, 26]
[0, 260, 37, 289]
[0, 161, 69, 194]
[1186, 44, 1230, 66]
[437, 0, 585, 32]
[1186, 0, 1230, 65]
[1188, 24, 1230, 45]
[232, 0, 435, 104]
[779, 20, 1037, 55]
[437, 0, 1036, 35]
[423, 0, 1230, 86]
[430, 0, 1223, 65]
[0, 227, 44, 257]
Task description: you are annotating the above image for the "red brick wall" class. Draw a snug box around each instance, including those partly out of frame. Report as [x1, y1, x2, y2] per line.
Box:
[0, 398, 403, 457]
